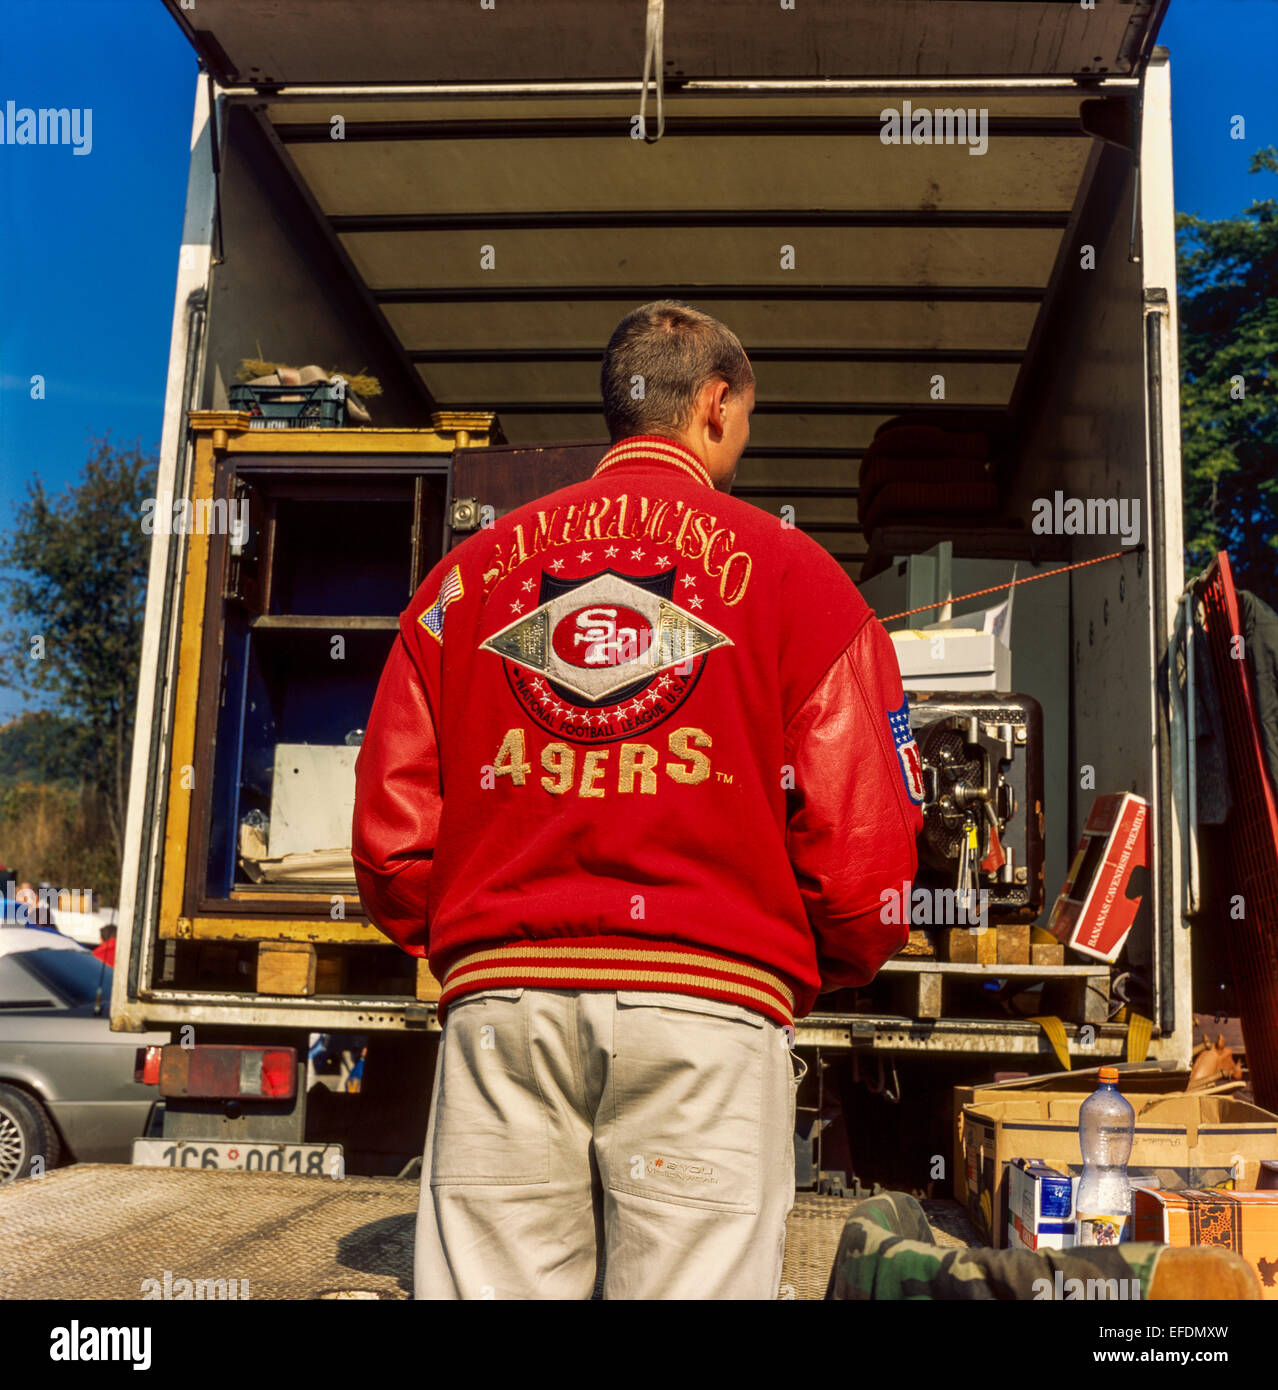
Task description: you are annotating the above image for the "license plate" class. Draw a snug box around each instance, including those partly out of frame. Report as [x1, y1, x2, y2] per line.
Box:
[132, 1138, 343, 1177]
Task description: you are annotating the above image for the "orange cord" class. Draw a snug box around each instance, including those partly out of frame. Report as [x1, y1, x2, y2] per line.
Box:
[881, 547, 1141, 622]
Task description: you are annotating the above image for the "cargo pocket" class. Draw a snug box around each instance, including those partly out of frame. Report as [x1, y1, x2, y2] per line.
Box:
[430, 988, 551, 1186]
[607, 991, 766, 1214]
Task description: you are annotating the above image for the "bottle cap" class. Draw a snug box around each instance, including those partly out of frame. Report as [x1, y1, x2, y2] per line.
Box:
[1098, 1066, 1119, 1083]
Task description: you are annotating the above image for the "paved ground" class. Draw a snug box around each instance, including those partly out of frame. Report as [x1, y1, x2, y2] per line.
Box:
[0, 1165, 978, 1300]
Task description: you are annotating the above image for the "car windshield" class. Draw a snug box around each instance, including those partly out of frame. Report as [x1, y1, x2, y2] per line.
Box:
[18, 949, 111, 1007]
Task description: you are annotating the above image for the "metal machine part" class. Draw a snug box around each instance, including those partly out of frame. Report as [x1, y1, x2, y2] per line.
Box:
[909, 692, 1045, 920]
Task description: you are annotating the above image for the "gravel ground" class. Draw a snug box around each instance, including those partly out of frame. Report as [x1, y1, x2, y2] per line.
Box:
[0, 1164, 979, 1301]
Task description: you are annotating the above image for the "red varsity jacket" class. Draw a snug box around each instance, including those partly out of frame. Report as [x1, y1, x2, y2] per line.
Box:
[352, 435, 923, 1027]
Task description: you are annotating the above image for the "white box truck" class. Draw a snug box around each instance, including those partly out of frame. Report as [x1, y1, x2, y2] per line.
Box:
[110, 0, 1193, 1181]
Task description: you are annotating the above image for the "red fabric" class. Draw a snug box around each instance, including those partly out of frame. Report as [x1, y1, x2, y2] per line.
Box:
[353, 434, 923, 1023]
[92, 938, 116, 967]
[1197, 552, 1278, 1110]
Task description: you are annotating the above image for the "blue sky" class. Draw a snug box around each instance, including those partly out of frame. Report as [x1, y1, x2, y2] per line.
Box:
[1, 0, 1276, 722]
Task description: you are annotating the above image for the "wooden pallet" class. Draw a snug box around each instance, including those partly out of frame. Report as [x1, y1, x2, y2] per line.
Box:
[879, 958, 1110, 1023]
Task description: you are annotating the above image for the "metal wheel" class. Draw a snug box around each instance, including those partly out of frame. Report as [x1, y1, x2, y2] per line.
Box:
[0, 1084, 61, 1184]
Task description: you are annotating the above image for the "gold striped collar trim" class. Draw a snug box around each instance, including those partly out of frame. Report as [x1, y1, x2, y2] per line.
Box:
[444, 942, 794, 1009]
[593, 436, 714, 490]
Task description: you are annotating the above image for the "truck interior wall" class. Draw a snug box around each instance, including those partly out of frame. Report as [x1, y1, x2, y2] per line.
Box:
[202, 105, 432, 427]
[1010, 147, 1158, 996]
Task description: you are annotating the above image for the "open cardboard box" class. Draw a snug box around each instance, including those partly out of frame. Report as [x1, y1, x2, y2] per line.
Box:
[954, 1061, 1187, 1204]
[954, 1063, 1278, 1247]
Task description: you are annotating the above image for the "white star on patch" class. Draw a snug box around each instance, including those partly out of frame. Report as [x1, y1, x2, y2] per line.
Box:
[630, 547, 645, 561]
[680, 574, 697, 588]
[628, 699, 645, 714]
[689, 596, 704, 610]
[522, 578, 535, 592]
[654, 554, 672, 568]
[511, 600, 524, 613]
[604, 545, 619, 558]
[577, 550, 593, 564]
[549, 559, 565, 572]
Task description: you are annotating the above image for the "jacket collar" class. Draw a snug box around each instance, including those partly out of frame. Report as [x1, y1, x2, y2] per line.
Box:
[591, 434, 714, 490]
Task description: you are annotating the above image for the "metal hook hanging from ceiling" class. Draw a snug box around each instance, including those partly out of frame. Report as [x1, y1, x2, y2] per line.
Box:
[639, 0, 666, 143]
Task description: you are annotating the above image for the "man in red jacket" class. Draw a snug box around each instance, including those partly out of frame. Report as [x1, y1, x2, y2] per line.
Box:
[353, 300, 923, 1300]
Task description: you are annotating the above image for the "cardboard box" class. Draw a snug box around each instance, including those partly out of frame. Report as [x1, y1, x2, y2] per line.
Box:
[890, 629, 1011, 692]
[1134, 1188, 1278, 1299]
[953, 1063, 1192, 1207]
[959, 1080, 1278, 1247]
[1048, 791, 1148, 963]
[1008, 1157, 1077, 1250]
[268, 743, 358, 858]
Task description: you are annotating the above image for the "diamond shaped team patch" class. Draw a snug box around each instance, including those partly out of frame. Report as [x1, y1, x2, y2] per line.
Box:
[480, 568, 731, 744]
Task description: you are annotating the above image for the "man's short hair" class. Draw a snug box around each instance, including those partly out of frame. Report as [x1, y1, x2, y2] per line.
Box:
[600, 300, 753, 442]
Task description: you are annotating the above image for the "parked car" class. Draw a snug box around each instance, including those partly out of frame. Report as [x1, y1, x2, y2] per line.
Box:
[50, 903, 120, 950]
[0, 929, 167, 1183]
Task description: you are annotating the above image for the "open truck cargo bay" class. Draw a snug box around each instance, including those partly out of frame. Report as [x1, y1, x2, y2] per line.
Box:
[115, 0, 1187, 1072]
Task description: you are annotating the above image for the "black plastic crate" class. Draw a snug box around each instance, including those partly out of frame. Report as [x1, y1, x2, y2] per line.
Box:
[229, 380, 347, 429]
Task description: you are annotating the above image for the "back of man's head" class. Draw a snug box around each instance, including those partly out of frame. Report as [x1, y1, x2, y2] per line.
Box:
[601, 300, 753, 443]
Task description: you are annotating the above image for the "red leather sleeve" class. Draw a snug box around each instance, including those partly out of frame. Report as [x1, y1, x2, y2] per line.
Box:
[351, 634, 442, 958]
[784, 615, 924, 990]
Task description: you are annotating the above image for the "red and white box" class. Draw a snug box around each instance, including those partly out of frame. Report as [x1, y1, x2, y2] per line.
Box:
[1048, 792, 1149, 963]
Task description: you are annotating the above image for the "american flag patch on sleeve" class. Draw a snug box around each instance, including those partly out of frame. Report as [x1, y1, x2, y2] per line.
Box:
[418, 565, 464, 644]
[887, 696, 925, 804]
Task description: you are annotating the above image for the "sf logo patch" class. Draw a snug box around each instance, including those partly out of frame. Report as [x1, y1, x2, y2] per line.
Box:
[480, 569, 731, 744]
[887, 697, 926, 805]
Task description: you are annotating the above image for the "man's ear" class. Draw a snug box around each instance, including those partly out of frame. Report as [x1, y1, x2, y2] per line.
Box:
[707, 380, 729, 434]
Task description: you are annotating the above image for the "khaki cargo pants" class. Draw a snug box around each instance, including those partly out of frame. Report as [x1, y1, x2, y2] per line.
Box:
[415, 987, 800, 1299]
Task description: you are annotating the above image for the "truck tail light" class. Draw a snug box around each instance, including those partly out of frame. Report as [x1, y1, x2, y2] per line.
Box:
[134, 1046, 163, 1085]
[157, 1045, 297, 1100]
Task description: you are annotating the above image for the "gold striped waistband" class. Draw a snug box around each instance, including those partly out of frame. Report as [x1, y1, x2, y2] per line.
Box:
[441, 942, 795, 1022]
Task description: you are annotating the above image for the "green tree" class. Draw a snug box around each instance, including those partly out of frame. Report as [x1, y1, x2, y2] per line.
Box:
[1, 437, 156, 877]
[0, 709, 88, 787]
[1178, 147, 1278, 606]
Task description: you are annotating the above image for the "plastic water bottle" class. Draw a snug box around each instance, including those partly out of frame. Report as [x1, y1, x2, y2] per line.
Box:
[1075, 1066, 1135, 1245]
